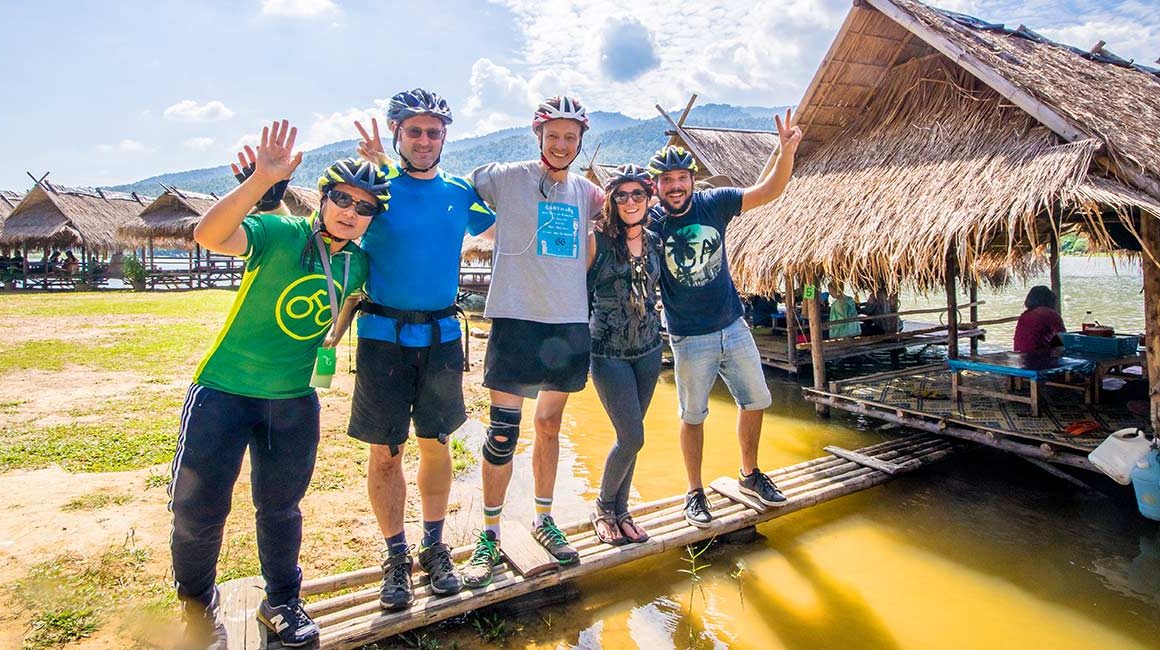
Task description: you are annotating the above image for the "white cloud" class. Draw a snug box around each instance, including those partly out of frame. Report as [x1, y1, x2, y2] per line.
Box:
[297, 98, 391, 151]
[261, 0, 338, 18]
[163, 99, 235, 122]
[96, 139, 153, 154]
[183, 137, 216, 151]
[230, 133, 262, 153]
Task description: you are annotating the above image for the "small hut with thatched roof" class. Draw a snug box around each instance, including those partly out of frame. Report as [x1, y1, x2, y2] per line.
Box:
[0, 181, 151, 288]
[657, 95, 780, 188]
[0, 190, 22, 221]
[116, 184, 323, 289]
[726, 0, 1160, 468]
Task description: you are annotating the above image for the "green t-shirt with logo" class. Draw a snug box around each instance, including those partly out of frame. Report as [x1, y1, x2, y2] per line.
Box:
[193, 214, 368, 399]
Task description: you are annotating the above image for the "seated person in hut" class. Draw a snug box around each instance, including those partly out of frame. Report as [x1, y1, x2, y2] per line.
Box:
[169, 120, 382, 649]
[61, 250, 79, 274]
[827, 281, 862, 339]
[860, 289, 900, 336]
[1013, 285, 1065, 353]
[745, 293, 778, 328]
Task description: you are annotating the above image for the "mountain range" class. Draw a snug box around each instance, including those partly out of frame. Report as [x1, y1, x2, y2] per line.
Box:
[107, 103, 786, 196]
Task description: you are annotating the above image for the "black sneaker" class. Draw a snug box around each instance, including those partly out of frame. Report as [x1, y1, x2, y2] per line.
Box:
[419, 542, 462, 595]
[461, 530, 501, 588]
[256, 598, 319, 647]
[532, 515, 580, 564]
[379, 551, 414, 611]
[179, 588, 227, 650]
[684, 489, 713, 528]
[738, 467, 788, 507]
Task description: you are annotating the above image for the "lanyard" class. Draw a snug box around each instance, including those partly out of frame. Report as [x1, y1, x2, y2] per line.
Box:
[315, 235, 350, 345]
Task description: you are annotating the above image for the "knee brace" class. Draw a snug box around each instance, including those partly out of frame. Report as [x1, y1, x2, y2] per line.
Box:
[482, 405, 521, 466]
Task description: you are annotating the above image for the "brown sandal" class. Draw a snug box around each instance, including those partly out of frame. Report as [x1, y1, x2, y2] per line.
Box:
[617, 513, 649, 543]
[591, 509, 627, 546]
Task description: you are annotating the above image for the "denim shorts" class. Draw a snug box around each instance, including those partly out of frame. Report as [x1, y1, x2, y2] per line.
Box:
[669, 317, 772, 424]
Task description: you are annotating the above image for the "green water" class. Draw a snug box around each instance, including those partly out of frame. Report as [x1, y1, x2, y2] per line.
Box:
[472, 256, 1159, 649]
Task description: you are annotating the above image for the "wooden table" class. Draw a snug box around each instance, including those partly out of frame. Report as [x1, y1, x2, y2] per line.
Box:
[947, 350, 1112, 417]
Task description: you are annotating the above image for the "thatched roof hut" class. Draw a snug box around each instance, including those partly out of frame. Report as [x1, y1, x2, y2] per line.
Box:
[584, 163, 618, 189]
[0, 190, 22, 221]
[118, 187, 220, 249]
[461, 235, 493, 265]
[666, 126, 780, 188]
[118, 185, 322, 249]
[0, 182, 151, 252]
[729, 0, 1160, 295]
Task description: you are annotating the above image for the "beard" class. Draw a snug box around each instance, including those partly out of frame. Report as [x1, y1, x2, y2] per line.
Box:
[659, 192, 691, 214]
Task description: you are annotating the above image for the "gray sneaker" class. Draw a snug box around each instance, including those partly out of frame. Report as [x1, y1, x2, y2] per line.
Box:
[684, 489, 713, 528]
[379, 551, 414, 611]
[738, 467, 788, 507]
[419, 542, 462, 595]
[256, 598, 319, 647]
[532, 515, 580, 564]
[461, 530, 501, 588]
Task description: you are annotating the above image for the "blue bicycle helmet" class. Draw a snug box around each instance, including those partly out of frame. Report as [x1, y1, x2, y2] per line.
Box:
[387, 88, 453, 125]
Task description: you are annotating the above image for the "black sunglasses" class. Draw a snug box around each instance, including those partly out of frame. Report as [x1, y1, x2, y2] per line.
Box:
[403, 127, 446, 141]
[327, 189, 378, 217]
[612, 189, 648, 204]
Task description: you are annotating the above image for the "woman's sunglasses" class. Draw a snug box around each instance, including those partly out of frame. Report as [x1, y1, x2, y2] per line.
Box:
[612, 189, 649, 204]
[327, 189, 379, 217]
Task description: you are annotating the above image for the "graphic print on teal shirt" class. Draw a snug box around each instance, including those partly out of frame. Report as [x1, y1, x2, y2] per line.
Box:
[537, 201, 579, 258]
[358, 165, 496, 347]
[664, 223, 723, 288]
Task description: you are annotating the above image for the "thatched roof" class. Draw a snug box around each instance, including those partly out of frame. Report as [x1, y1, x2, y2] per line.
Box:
[729, 0, 1160, 295]
[584, 164, 618, 189]
[0, 190, 22, 221]
[117, 184, 321, 248]
[118, 187, 220, 248]
[0, 182, 151, 251]
[667, 126, 779, 187]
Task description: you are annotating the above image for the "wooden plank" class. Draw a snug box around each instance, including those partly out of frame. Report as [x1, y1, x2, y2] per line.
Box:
[500, 521, 560, 578]
[708, 476, 769, 513]
[823, 446, 918, 475]
[219, 576, 265, 650]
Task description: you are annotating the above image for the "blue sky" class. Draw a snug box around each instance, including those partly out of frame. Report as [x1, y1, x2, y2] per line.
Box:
[0, 0, 1155, 190]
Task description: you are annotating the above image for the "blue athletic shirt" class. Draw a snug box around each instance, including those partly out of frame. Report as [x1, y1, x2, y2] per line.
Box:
[357, 164, 496, 346]
[648, 187, 745, 337]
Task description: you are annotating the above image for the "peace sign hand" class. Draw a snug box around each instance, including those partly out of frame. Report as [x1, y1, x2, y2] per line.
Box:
[774, 108, 803, 155]
[355, 118, 392, 168]
[253, 119, 303, 184]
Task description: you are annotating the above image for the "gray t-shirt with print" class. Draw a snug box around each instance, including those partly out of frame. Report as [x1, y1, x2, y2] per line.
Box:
[472, 160, 603, 324]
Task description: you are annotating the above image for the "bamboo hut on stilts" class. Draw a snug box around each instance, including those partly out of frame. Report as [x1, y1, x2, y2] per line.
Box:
[728, 0, 1160, 469]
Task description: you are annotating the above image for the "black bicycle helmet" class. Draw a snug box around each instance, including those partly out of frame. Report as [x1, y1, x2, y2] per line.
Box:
[316, 158, 392, 213]
[646, 146, 699, 176]
[603, 164, 654, 193]
[387, 88, 453, 125]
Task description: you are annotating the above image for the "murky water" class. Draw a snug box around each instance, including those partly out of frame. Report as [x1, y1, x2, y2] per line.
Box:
[475, 256, 1159, 649]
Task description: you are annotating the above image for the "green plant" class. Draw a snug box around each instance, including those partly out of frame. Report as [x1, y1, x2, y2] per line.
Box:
[122, 255, 145, 284]
[679, 540, 714, 648]
[450, 437, 475, 476]
[470, 611, 514, 644]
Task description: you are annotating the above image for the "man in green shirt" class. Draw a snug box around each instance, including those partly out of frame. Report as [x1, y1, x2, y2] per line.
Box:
[170, 120, 388, 649]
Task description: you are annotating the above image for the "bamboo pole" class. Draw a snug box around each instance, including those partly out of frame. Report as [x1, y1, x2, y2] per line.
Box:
[1141, 213, 1160, 434]
[969, 277, 979, 356]
[806, 275, 828, 416]
[785, 269, 797, 371]
[1049, 231, 1062, 315]
[946, 252, 959, 360]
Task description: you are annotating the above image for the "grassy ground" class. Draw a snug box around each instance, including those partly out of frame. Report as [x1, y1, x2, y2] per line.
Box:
[0, 290, 486, 649]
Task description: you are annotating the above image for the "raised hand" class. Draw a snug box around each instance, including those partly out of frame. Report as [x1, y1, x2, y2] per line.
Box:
[230, 147, 258, 184]
[355, 118, 391, 167]
[254, 119, 303, 183]
[775, 108, 803, 154]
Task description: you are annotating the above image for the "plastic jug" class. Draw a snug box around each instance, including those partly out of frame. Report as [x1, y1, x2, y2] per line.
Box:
[1130, 449, 1160, 521]
[1089, 428, 1155, 485]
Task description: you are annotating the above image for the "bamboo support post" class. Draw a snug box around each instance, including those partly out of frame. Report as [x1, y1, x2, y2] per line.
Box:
[1049, 229, 1062, 314]
[1141, 213, 1160, 433]
[806, 275, 828, 416]
[785, 269, 797, 371]
[968, 277, 979, 356]
[946, 252, 959, 360]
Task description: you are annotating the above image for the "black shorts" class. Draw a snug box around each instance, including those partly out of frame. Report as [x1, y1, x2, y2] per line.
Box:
[483, 318, 590, 398]
[347, 337, 466, 447]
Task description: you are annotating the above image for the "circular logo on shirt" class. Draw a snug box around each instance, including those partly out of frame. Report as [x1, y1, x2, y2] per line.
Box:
[275, 275, 344, 340]
[664, 224, 723, 287]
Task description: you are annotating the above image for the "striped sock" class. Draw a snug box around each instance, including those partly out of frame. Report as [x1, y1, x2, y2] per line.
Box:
[484, 505, 503, 540]
[534, 496, 553, 528]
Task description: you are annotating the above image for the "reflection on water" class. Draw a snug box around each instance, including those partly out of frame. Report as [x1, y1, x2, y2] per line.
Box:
[474, 257, 1158, 649]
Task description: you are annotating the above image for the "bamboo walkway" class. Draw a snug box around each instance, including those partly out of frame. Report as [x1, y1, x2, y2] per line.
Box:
[220, 434, 956, 649]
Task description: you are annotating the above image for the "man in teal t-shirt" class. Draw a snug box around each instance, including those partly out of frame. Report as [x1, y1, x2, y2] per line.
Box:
[168, 119, 388, 650]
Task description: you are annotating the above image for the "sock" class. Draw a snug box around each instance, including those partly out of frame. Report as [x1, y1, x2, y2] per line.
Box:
[534, 496, 553, 528]
[483, 505, 503, 540]
[421, 519, 445, 548]
[385, 531, 408, 558]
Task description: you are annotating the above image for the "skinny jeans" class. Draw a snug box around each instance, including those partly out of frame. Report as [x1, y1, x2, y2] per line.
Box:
[591, 347, 663, 513]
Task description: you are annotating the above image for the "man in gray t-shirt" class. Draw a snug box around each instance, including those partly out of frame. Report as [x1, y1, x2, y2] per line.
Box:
[462, 96, 604, 589]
